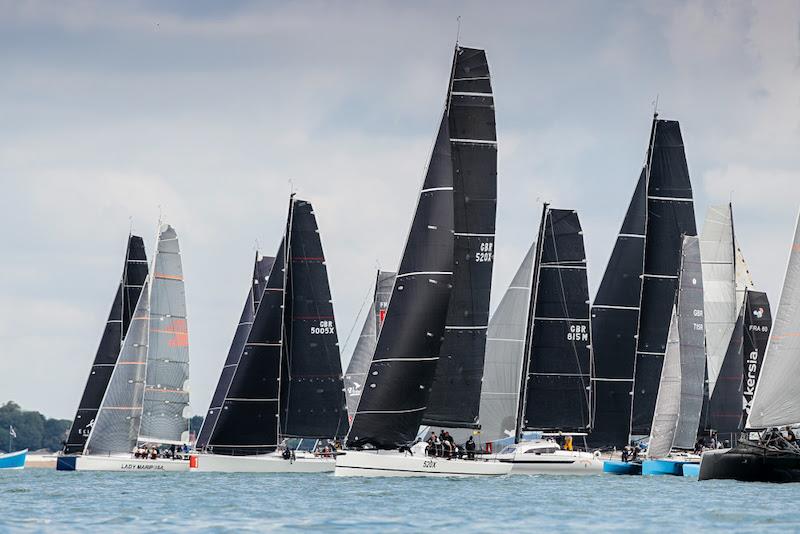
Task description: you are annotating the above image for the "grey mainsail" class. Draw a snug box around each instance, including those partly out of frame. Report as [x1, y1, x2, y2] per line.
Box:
[648, 305, 681, 459]
[344, 270, 395, 421]
[138, 224, 190, 445]
[747, 212, 800, 429]
[674, 235, 706, 449]
[477, 243, 536, 443]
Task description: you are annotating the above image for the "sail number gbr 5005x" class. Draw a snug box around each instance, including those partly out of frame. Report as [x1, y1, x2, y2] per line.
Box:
[311, 320, 335, 335]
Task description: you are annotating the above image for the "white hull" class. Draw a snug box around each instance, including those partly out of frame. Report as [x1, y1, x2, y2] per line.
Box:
[190, 452, 334, 473]
[501, 451, 604, 475]
[64, 455, 189, 472]
[335, 450, 511, 477]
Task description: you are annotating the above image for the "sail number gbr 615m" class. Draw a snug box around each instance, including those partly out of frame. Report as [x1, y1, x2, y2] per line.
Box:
[475, 241, 493, 263]
[311, 320, 335, 335]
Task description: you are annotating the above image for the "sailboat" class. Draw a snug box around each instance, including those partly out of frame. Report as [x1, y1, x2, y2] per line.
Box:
[699, 211, 800, 482]
[61, 234, 148, 457]
[343, 270, 395, 422]
[494, 204, 603, 474]
[700, 204, 771, 445]
[57, 224, 191, 472]
[640, 235, 706, 475]
[588, 115, 698, 473]
[190, 196, 347, 473]
[195, 253, 275, 450]
[0, 449, 27, 470]
[336, 46, 510, 477]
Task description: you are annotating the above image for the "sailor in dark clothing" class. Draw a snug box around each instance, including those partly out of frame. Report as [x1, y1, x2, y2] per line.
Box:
[465, 436, 476, 460]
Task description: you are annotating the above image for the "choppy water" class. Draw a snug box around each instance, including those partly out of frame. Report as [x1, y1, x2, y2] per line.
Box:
[1, 469, 799, 532]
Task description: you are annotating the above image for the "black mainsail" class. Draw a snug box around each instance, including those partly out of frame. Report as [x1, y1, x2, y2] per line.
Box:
[347, 112, 455, 449]
[590, 117, 697, 447]
[203, 197, 346, 455]
[516, 206, 591, 436]
[195, 254, 275, 450]
[63, 235, 148, 455]
[423, 46, 497, 429]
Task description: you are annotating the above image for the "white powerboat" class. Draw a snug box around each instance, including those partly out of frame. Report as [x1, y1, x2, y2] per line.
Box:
[495, 439, 603, 475]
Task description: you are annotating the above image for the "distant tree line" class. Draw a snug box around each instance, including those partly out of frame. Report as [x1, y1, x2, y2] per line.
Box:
[0, 401, 71, 453]
[0, 402, 206, 453]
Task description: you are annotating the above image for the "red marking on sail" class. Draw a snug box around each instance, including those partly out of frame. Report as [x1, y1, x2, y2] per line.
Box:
[379, 309, 387, 324]
[159, 318, 189, 347]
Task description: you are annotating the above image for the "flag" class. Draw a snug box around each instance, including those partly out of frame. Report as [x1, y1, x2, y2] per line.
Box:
[9, 425, 16, 438]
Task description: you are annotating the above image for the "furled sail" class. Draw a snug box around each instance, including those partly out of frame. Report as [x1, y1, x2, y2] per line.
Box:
[747, 212, 800, 429]
[281, 198, 348, 439]
[673, 236, 706, 449]
[64, 235, 148, 455]
[84, 278, 150, 455]
[138, 224, 190, 445]
[347, 111, 455, 449]
[477, 243, 536, 443]
[196, 254, 275, 450]
[206, 241, 286, 455]
[423, 46, 498, 429]
[700, 204, 737, 396]
[344, 270, 395, 420]
[518, 207, 591, 435]
[589, 170, 646, 447]
[647, 306, 681, 459]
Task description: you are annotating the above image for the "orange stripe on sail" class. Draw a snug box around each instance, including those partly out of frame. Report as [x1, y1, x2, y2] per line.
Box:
[155, 273, 184, 281]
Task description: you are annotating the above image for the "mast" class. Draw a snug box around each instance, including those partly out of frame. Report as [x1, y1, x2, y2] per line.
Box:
[514, 203, 548, 444]
[277, 194, 294, 443]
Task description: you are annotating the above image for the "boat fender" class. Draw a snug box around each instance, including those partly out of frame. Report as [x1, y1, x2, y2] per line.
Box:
[189, 455, 198, 469]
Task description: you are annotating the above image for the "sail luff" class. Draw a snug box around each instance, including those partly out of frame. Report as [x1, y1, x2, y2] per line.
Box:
[747, 211, 800, 429]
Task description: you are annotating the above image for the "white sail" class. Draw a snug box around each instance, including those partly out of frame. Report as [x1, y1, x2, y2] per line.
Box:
[477, 243, 535, 443]
[138, 224, 190, 445]
[700, 204, 737, 395]
[734, 243, 755, 315]
[647, 305, 681, 459]
[673, 236, 706, 449]
[746, 212, 800, 429]
[84, 280, 150, 455]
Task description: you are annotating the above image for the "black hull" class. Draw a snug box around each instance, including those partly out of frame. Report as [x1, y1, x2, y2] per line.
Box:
[699, 443, 800, 482]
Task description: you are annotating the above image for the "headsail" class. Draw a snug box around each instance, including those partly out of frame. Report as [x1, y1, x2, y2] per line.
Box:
[647, 305, 681, 459]
[64, 235, 148, 455]
[741, 291, 771, 419]
[138, 224, 190, 445]
[196, 254, 275, 450]
[518, 206, 591, 435]
[344, 270, 395, 420]
[746, 212, 800, 429]
[424, 46, 498, 429]
[347, 111, 455, 449]
[673, 236, 706, 449]
[477, 243, 536, 443]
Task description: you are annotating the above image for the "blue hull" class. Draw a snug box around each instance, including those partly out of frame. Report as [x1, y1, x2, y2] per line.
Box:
[56, 456, 78, 471]
[682, 463, 700, 478]
[0, 449, 27, 469]
[642, 459, 684, 476]
[603, 460, 642, 475]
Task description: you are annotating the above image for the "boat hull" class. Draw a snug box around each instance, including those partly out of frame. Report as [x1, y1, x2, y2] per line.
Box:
[0, 449, 27, 470]
[335, 450, 511, 477]
[56, 455, 189, 472]
[682, 463, 700, 477]
[501, 452, 604, 475]
[190, 453, 334, 473]
[603, 460, 642, 475]
[698, 444, 800, 482]
[642, 458, 686, 476]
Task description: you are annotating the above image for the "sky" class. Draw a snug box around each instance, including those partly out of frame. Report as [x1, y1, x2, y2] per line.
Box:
[1, 0, 798, 420]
